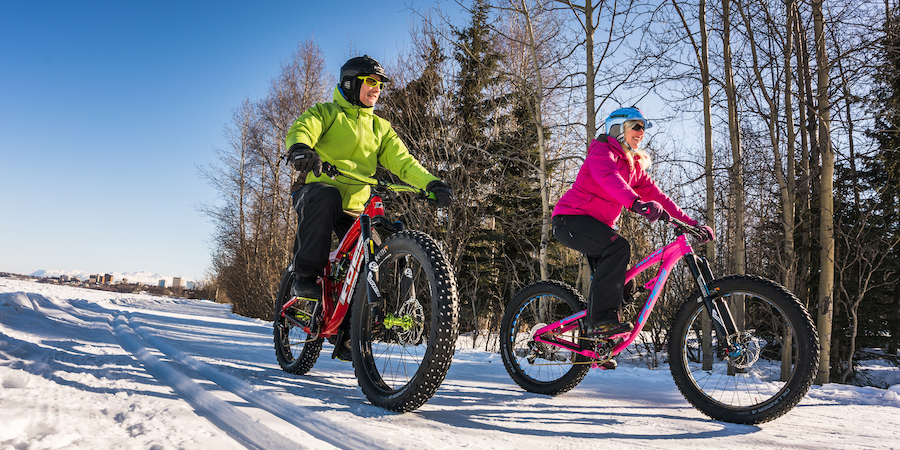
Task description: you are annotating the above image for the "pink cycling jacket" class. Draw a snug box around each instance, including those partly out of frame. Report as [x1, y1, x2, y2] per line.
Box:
[553, 135, 696, 227]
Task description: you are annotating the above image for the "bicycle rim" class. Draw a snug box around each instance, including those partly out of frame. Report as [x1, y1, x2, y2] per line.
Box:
[351, 231, 458, 412]
[670, 275, 818, 424]
[500, 281, 590, 395]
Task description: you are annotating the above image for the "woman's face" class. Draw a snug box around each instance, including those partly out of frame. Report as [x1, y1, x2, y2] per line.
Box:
[624, 122, 645, 149]
[358, 74, 382, 107]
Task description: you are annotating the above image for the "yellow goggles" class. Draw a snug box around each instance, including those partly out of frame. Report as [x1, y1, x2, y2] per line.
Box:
[357, 75, 385, 89]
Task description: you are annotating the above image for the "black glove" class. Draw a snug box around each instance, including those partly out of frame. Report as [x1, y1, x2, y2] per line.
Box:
[426, 180, 453, 207]
[287, 143, 322, 176]
[696, 225, 715, 243]
[630, 199, 668, 223]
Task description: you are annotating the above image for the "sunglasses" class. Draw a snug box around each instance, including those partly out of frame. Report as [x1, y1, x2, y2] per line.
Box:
[357, 75, 385, 89]
[632, 124, 645, 132]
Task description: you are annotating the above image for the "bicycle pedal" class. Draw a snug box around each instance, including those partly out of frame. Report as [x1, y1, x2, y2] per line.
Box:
[586, 337, 621, 361]
[591, 359, 617, 370]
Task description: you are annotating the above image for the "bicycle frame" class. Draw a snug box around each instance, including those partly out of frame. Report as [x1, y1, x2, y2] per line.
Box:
[278, 169, 426, 339]
[533, 229, 737, 363]
[277, 196, 388, 337]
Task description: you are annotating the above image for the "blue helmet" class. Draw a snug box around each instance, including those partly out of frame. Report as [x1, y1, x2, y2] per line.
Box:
[605, 107, 652, 136]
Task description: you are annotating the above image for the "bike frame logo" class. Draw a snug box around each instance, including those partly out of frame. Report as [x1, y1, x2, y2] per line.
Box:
[338, 238, 366, 305]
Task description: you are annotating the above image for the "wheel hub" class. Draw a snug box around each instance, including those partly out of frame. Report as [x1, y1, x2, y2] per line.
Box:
[725, 331, 761, 369]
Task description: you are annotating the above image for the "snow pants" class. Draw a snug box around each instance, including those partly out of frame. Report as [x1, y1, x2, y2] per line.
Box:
[290, 183, 356, 278]
[552, 214, 631, 324]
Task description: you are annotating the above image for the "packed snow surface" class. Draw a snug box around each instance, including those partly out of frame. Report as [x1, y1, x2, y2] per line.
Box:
[1, 278, 897, 449]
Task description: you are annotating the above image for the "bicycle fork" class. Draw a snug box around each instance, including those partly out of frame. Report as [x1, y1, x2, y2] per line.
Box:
[360, 214, 384, 325]
[683, 253, 751, 366]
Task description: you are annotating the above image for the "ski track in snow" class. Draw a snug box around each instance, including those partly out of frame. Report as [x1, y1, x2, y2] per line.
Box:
[1, 285, 400, 449]
[113, 312, 380, 449]
[1, 279, 899, 450]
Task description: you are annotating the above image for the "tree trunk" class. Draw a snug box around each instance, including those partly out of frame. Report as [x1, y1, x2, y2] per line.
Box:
[782, 0, 799, 295]
[700, 0, 717, 373]
[795, 17, 817, 311]
[581, 0, 597, 295]
[519, 0, 551, 281]
[813, 0, 834, 385]
[722, 0, 745, 277]
[700, 0, 715, 267]
[721, 0, 746, 376]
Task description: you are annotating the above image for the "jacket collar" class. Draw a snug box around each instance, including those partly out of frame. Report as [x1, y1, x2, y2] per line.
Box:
[605, 134, 627, 158]
[333, 86, 374, 117]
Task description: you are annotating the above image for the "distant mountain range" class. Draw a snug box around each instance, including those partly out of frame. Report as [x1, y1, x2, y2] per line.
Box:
[30, 269, 195, 286]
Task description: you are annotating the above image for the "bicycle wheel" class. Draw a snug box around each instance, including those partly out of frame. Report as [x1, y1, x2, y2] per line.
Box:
[273, 269, 323, 375]
[668, 275, 819, 424]
[350, 230, 459, 412]
[500, 280, 591, 395]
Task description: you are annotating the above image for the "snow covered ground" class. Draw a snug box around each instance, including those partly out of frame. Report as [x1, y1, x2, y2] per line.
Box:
[1, 278, 898, 450]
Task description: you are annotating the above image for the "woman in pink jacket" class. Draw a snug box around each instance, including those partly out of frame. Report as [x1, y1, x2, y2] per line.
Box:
[552, 107, 713, 337]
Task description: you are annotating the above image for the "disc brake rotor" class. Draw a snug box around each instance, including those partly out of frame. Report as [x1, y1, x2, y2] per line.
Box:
[725, 331, 761, 369]
[387, 298, 424, 345]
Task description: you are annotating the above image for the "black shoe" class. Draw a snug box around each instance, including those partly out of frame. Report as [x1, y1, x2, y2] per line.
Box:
[333, 339, 352, 362]
[290, 276, 320, 301]
[581, 317, 634, 338]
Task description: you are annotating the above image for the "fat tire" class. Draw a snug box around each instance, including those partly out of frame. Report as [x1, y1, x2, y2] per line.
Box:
[350, 231, 459, 412]
[500, 280, 591, 395]
[273, 269, 323, 375]
[668, 275, 819, 424]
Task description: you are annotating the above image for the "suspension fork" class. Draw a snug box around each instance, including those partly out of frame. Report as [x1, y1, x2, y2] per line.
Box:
[360, 214, 384, 325]
[683, 253, 739, 337]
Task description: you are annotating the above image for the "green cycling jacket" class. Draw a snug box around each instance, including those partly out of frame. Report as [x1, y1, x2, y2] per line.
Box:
[285, 86, 438, 212]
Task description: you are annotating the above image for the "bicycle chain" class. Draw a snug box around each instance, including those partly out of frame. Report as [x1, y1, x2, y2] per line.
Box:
[527, 332, 619, 366]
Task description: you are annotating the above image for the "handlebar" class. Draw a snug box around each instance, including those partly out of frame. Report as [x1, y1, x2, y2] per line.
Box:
[665, 215, 714, 243]
[321, 162, 437, 202]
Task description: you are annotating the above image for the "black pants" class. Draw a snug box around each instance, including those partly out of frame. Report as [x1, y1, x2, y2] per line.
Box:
[291, 183, 356, 278]
[552, 215, 631, 324]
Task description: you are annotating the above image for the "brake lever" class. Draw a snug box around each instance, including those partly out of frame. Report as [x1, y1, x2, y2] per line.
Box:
[321, 162, 340, 179]
[420, 190, 436, 202]
[666, 216, 693, 238]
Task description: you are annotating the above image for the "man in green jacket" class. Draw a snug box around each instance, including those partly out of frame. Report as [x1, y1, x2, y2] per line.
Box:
[284, 55, 452, 358]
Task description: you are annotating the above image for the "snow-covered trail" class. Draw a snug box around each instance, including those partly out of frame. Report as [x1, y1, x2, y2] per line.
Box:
[1, 279, 898, 449]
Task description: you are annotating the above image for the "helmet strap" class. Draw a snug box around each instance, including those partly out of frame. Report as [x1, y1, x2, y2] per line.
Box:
[616, 134, 633, 151]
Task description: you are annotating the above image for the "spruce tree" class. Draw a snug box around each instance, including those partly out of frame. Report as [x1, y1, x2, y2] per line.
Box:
[449, 0, 510, 330]
[855, 5, 900, 359]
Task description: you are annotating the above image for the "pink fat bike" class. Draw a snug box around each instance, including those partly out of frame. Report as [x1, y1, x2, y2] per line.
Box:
[499, 219, 819, 424]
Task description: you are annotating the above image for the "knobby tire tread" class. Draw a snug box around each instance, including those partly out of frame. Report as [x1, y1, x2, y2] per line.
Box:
[350, 230, 459, 412]
[668, 274, 819, 424]
[500, 280, 591, 396]
[273, 269, 323, 375]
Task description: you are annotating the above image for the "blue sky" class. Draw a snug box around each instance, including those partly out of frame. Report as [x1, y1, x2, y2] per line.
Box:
[0, 1, 459, 281]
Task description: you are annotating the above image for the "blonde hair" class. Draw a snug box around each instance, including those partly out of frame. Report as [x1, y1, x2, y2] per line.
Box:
[620, 120, 652, 171]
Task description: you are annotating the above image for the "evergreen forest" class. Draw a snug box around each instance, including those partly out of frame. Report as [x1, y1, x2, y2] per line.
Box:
[199, 0, 900, 385]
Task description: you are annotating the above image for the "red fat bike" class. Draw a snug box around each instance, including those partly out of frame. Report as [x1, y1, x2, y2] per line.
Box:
[274, 163, 459, 412]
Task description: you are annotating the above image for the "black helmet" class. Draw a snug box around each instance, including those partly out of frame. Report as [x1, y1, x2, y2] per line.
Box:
[340, 55, 391, 107]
